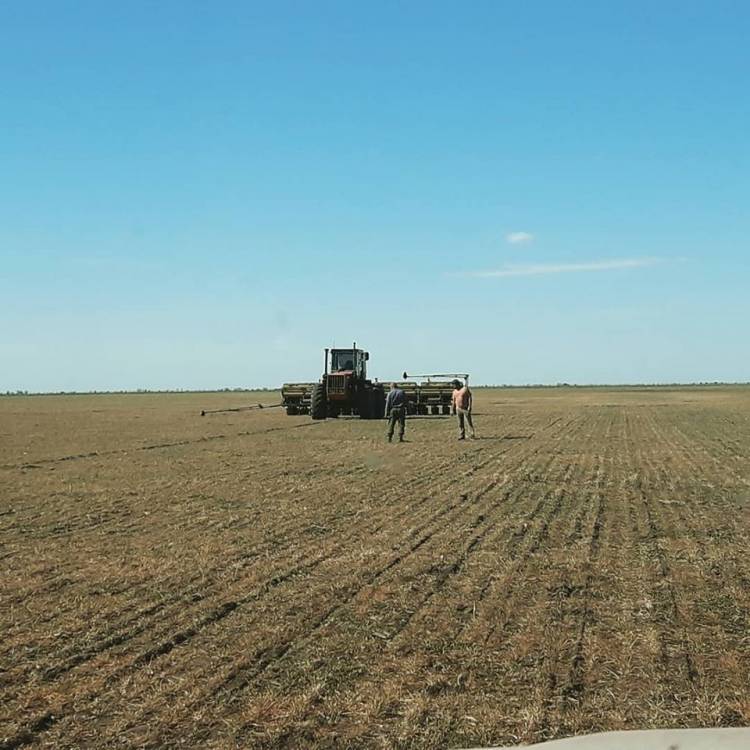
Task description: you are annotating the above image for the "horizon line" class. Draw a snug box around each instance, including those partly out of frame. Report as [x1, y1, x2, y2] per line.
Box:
[3, 381, 749, 397]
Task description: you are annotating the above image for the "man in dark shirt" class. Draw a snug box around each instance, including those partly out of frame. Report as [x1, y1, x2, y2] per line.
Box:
[385, 382, 408, 442]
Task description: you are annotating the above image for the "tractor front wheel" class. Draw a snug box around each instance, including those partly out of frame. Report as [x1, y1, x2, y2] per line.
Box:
[310, 383, 327, 420]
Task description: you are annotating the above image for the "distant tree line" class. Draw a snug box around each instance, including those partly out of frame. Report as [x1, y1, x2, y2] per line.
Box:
[1, 387, 278, 396]
[3, 382, 748, 397]
[475, 382, 749, 389]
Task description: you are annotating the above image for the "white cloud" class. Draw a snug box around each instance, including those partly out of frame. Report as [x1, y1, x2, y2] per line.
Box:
[459, 257, 663, 278]
[506, 231, 534, 245]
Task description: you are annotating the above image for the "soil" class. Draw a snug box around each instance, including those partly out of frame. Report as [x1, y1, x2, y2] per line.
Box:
[1, 387, 749, 749]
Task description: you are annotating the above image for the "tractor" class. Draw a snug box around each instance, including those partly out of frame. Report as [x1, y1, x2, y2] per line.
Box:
[306, 345, 385, 420]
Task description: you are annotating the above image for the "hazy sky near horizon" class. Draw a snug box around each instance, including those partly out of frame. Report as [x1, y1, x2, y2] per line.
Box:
[2, 2, 748, 391]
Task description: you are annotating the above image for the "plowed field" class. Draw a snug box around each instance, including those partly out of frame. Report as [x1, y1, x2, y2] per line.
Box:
[2, 387, 749, 749]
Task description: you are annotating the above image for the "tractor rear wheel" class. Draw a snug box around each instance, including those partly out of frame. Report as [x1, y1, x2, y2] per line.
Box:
[372, 386, 385, 419]
[310, 383, 327, 420]
[358, 389, 373, 419]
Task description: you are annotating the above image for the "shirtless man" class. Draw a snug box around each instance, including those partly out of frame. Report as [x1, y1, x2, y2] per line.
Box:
[451, 379, 476, 440]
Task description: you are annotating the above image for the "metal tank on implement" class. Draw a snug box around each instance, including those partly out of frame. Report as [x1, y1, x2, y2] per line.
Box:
[399, 370, 470, 415]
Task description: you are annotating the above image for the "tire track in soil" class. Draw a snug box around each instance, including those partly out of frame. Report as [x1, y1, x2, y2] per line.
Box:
[2, 418, 540, 636]
[462, 412, 618, 746]
[2, 518, 438, 747]
[216, 415, 589, 748]
[0, 419, 324, 471]
[4, 413, 572, 748]
[610, 410, 683, 724]
[518, 411, 616, 742]
[137, 420, 576, 704]
[207, 505, 563, 745]
[1, 423, 531, 676]
[336, 470, 586, 750]
[3, 464, 413, 667]
[557, 472, 607, 708]
[62, 415, 578, 748]
[646, 408, 750, 542]
[3, 411, 547, 558]
[516, 407, 666, 743]
[1, 455, 374, 547]
[1, 458, 374, 604]
[467, 412, 605, 653]
[2, 459, 454, 700]
[384, 414, 588, 651]
[3, 415, 549, 679]
[249, 417, 580, 659]
[638, 409, 750, 675]
[455, 458, 582, 650]
[665, 414, 750, 491]
[638, 497, 699, 684]
[626, 409, 699, 711]
[641, 406, 745, 613]
[1, 448, 494, 702]
[653, 446, 750, 611]
[1, 412, 557, 560]
[557, 412, 620, 707]
[67, 412, 560, 656]
[502, 396, 739, 748]
[29, 493, 472, 750]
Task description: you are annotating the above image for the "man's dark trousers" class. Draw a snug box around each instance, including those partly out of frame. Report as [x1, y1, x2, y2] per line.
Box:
[387, 406, 406, 441]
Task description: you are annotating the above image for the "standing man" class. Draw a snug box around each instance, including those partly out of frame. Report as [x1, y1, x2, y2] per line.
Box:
[385, 382, 408, 442]
[452, 379, 476, 440]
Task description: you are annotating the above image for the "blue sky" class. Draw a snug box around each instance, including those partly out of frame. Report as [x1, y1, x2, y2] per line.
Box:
[2, 1, 748, 391]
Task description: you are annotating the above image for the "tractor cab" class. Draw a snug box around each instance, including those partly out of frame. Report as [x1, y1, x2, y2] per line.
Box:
[330, 348, 368, 379]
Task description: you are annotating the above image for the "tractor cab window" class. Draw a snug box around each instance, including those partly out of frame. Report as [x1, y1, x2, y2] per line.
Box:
[331, 350, 360, 373]
[331, 350, 355, 371]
